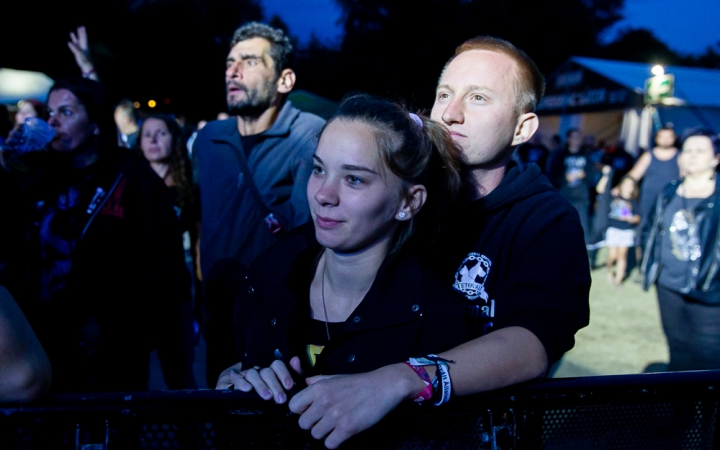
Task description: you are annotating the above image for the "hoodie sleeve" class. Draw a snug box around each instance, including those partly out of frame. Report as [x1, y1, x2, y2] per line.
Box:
[494, 214, 591, 366]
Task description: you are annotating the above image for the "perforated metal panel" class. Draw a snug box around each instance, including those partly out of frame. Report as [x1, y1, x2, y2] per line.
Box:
[541, 401, 718, 450]
[343, 412, 492, 450]
[2, 372, 719, 450]
[138, 419, 288, 449]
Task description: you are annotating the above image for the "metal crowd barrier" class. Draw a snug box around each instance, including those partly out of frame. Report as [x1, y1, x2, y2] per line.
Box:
[1, 370, 718, 449]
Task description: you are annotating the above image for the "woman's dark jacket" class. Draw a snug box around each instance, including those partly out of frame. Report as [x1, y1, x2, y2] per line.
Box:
[641, 179, 720, 302]
[232, 224, 472, 376]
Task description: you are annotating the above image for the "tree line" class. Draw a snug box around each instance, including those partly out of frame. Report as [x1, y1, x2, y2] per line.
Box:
[2, 0, 717, 121]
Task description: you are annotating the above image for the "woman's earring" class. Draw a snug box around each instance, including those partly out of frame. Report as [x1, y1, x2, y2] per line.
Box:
[398, 212, 407, 219]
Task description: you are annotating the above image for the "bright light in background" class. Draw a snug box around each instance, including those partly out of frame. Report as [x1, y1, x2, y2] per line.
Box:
[133, 101, 140, 108]
[651, 65, 665, 76]
[0, 68, 53, 104]
[148, 100, 157, 108]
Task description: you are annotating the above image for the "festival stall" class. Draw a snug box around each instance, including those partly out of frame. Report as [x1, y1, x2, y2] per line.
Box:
[538, 57, 720, 154]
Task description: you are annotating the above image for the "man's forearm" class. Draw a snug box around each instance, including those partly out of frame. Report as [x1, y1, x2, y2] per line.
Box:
[389, 326, 548, 399]
[434, 326, 548, 396]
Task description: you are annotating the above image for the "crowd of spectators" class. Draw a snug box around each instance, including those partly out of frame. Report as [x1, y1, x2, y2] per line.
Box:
[0, 19, 717, 450]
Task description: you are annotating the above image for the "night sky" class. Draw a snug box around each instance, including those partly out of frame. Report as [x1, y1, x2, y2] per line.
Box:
[264, 0, 720, 54]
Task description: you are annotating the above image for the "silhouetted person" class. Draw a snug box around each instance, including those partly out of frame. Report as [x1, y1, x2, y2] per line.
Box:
[548, 128, 593, 243]
[114, 99, 139, 149]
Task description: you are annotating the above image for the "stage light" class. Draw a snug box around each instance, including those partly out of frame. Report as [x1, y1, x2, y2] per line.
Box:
[148, 100, 157, 108]
[651, 65, 664, 76]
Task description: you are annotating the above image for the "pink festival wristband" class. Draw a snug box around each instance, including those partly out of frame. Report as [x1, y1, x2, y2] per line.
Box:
[404, 362, 433, 403]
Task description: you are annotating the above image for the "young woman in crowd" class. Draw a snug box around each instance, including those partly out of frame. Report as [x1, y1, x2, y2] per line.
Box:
[138, 114, 197, 218]
[641, 129, 720, 371]
[138, 113, 200, 389]
[14, 99, 48, 126]
[596, 167, 641, 286]
[216, 95, 472, 404]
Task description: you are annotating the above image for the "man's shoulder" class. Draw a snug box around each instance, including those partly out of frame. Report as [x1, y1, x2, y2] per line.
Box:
[285, 106, 325, 138]
[294, 110, 326, 128]
[197, 119, 236, 139]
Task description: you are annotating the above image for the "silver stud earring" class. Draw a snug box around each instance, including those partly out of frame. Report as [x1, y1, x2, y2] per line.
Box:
[398, 212, 407, 219]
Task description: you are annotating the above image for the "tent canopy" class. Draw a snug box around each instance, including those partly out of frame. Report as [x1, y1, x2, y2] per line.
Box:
[538, 57, 720, 115]
[0, 68, 54, 105]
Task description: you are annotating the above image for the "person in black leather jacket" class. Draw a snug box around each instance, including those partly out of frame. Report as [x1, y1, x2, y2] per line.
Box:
[641, 129, 720, 371]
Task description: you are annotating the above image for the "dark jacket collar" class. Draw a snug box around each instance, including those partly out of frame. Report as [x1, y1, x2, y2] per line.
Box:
[473, 160, 556, 212]
[255, 224, 426, 334]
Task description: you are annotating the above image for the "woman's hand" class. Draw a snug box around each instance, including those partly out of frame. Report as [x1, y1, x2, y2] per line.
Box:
[288, 364, 420, 449]
[215, 357, 303, 404]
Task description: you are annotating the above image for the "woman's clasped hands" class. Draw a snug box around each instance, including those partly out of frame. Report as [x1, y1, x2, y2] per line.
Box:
[216, 356, 303, 404]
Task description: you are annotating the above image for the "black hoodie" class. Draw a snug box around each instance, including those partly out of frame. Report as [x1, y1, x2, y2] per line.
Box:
[427, 162, 591, 365]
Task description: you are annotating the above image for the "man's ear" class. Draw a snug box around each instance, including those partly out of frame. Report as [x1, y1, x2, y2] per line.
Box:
[397, 185, 428, 221]
[276, 69, 296, 94]
[511, 112, 539, 146]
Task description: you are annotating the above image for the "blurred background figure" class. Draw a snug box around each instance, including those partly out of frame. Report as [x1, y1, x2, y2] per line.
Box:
[548, 128, 594, 244]
[186, 119, 207, 157]
[114, 99, 140, 148]
[641, 130, 720, 371]
[514, 131, 550, 173]
[627, 126, 680, 279]
[139, 113, 201, 389]
[595, 167, 640, 286]
[14, 99, 48, 126]
[0, 106, 13, 147]
[550, 134, 562, 153]
[601, 141, 636, 187]
[0, 286, 52, 402]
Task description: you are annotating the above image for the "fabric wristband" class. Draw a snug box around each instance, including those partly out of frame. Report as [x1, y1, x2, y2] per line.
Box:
[403, 362, 433, 403]
[432, 360, 451, 406]
[407, 354, 454, 406]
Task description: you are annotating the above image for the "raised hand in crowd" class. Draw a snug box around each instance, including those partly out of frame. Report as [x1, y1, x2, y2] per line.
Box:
[67, 26, 98, 81]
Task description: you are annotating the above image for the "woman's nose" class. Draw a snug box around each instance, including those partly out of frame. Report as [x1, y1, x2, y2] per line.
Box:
[313, 179, 339, 206]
